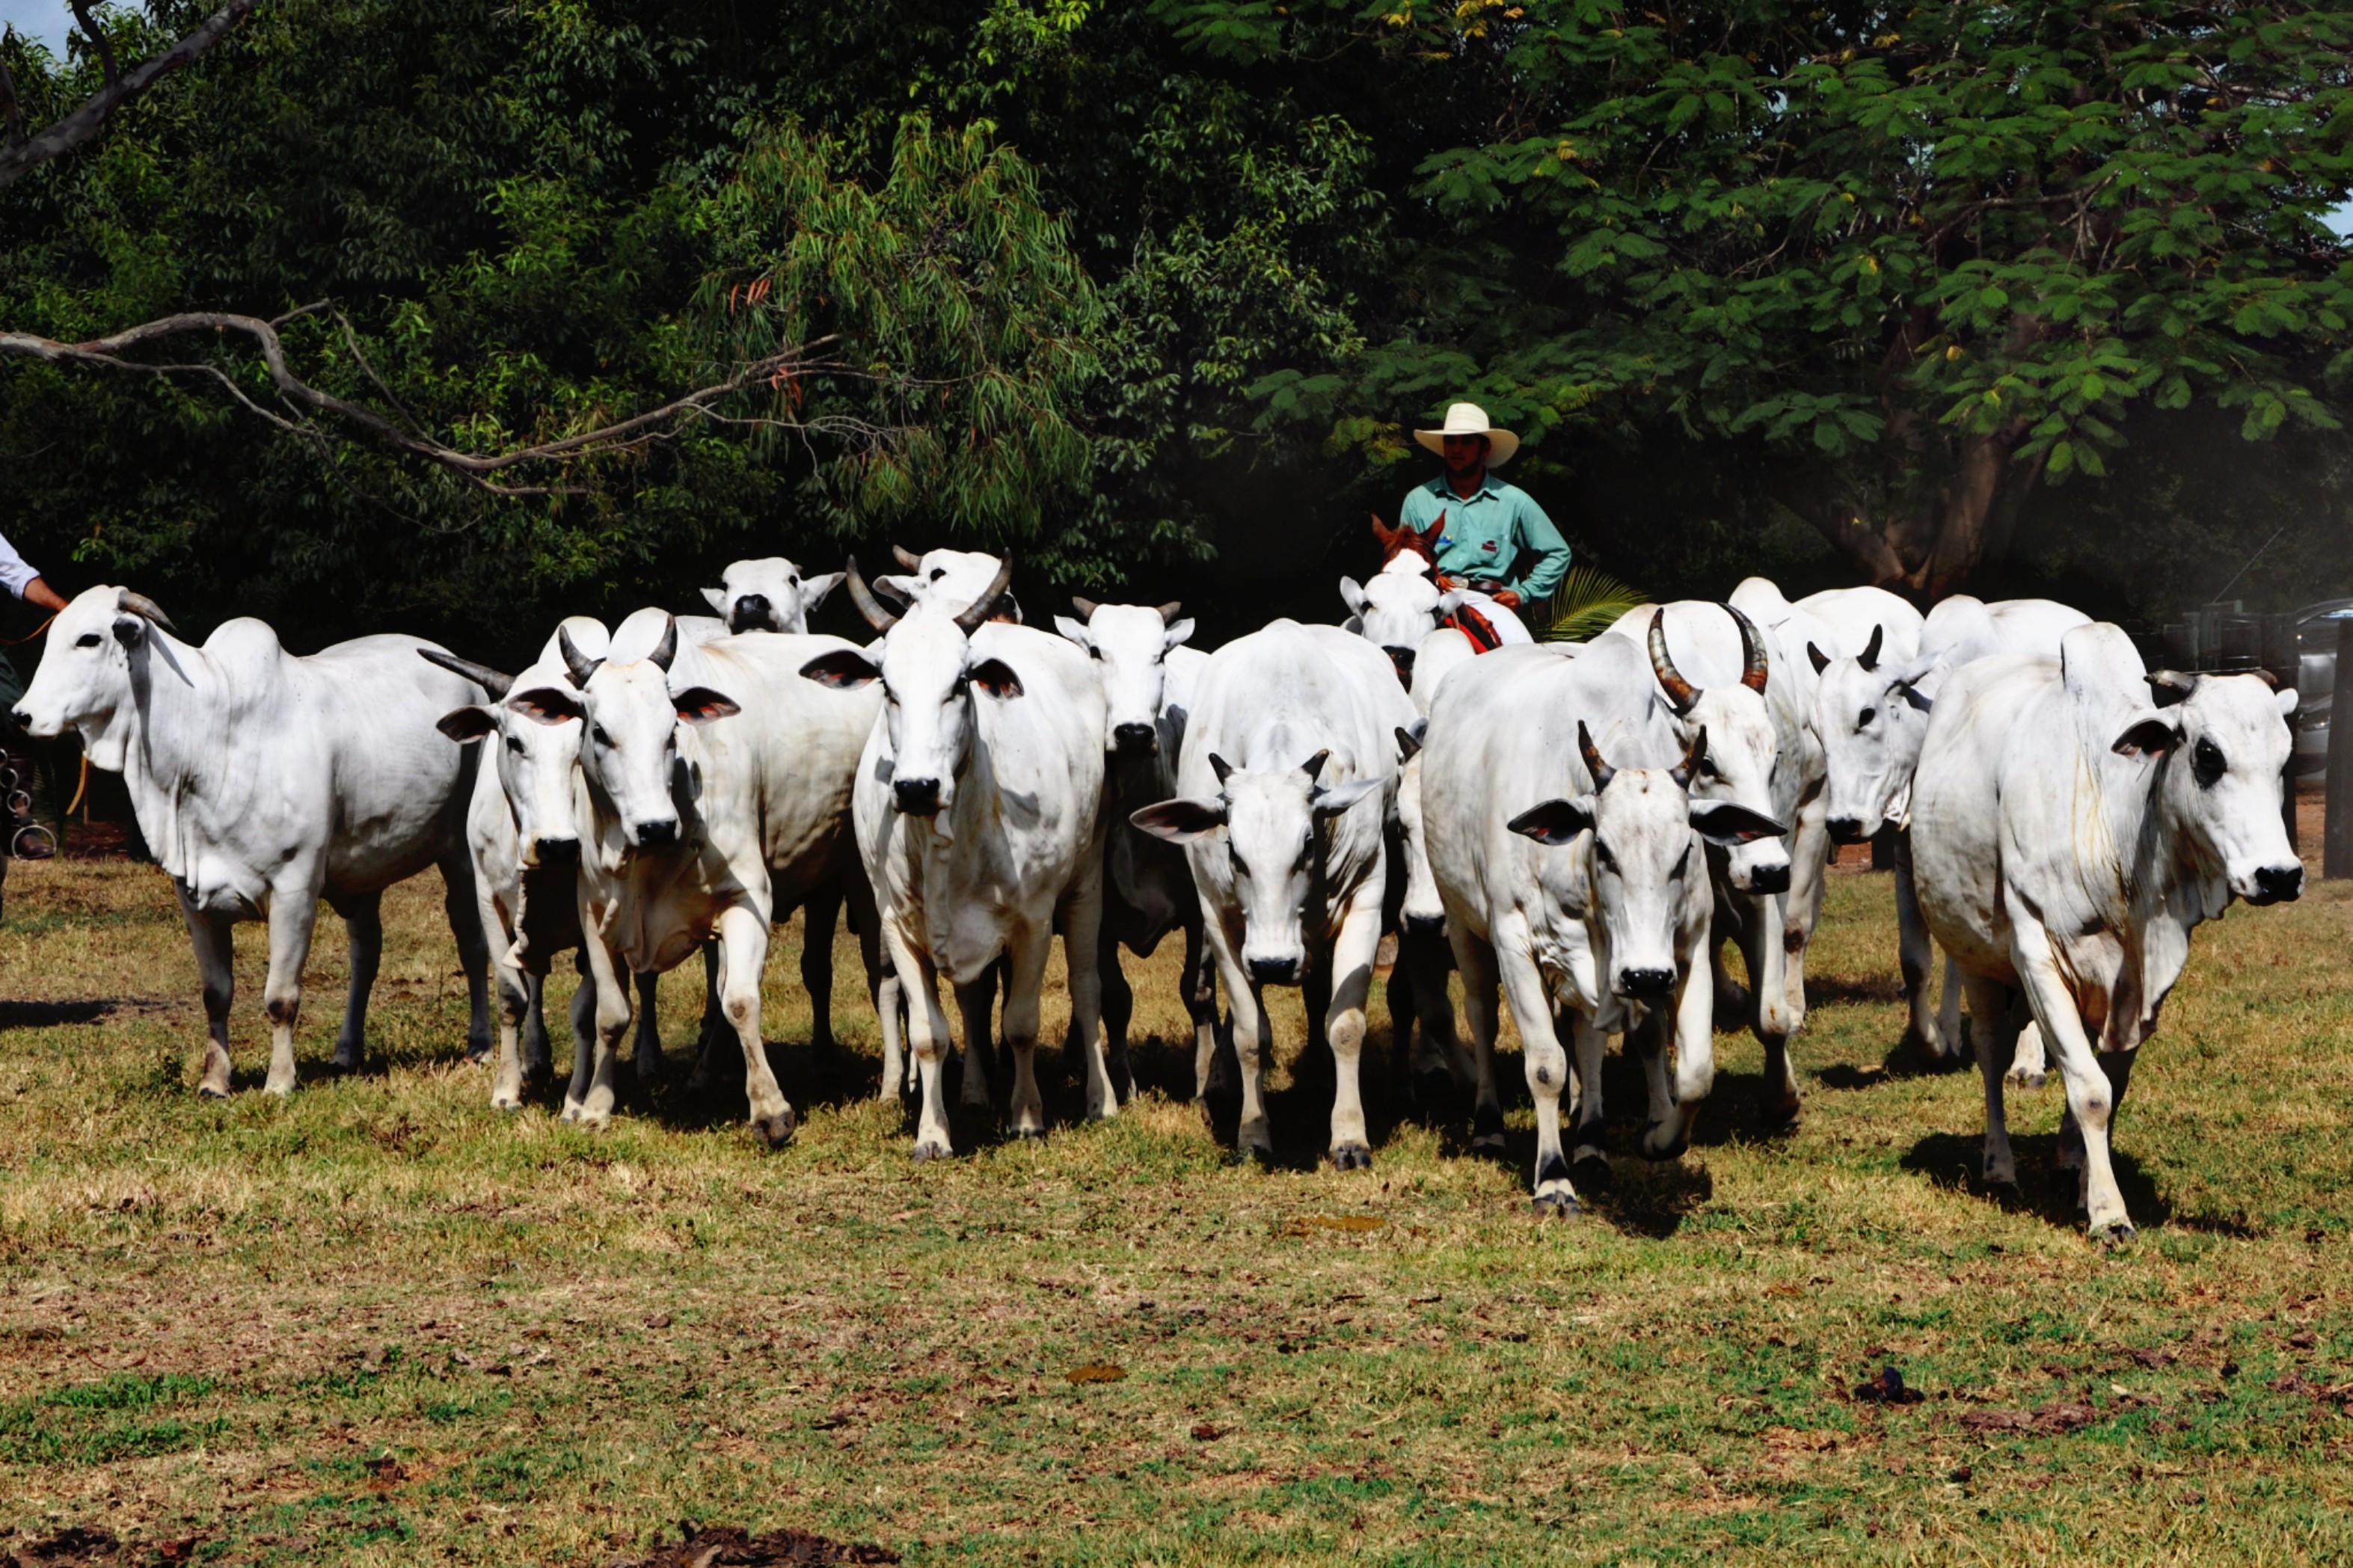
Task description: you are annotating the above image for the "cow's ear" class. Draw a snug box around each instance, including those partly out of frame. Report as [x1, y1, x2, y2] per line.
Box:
[2276, 686, 2301, 720]
[1162, 617, 1195, 651]
[966, 657, 1024, 698]
[800, 648, 881, 690]
[1436, 590, 1468, 616]
[1052, 615, 1093, 651]
[1312, 777, 1384, 820]
[1343, 615, 1366, 636]
[1395, 721, 1426, 764]
[509, 686, 584, 725]
[1689, 800, 1785, 846]
[1507, 797, 1595, 846]
[1806, 641, 1830, 675]
[801, 571, 844, 612]
[673, 686, 740, 724]
[1130, 798, 1227, 843]
[2112, 717, 2181, 757]
[701, 586, 728, 613]
[437, 705, 500, 743]
[1339, 577, 1368, 614]
[1895, 683, 1933, 713]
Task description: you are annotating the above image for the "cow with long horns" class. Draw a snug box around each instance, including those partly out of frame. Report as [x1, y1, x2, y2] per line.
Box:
[11, 589, 494, 1095]
[1601, 600, 1819, 1131]
[803, 556, 1116, 1158]
[1423, 636, 1784, 1208]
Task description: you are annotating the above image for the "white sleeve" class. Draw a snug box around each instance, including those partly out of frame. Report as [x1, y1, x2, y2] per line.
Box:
[0, 530, 37, 600]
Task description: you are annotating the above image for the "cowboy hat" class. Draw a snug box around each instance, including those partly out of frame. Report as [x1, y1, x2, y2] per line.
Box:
[1414, 402, 1520, 466]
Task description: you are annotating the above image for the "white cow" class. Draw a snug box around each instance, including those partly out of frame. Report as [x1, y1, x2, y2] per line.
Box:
[1910, 624, 2301, 1240]
[802, 558, 1114, 1158]
[1340, 555, 1530, 688]
[877, 545, 1024, 623]
[425, 623, 681, 1111]
[700, 557, 846, 635]
[510, 609, 885, 1142]
[1424, 636, 1784, 1207]
[1052, 596, 1217, 1097]
[1132, 620, 1416, 1166]
[1806, 592, 2091, 1066]
[1601, 602, 1812, 1129]
[12, 588, 491, 1095]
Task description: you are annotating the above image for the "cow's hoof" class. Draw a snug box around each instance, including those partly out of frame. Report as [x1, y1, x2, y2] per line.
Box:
[1237, 1143, 1274, 1168]
[1330, 1143, 1372, 1172]
[1530, 1193, 1577, 1220]
[1014, 1126, 1049, 1143]
[196, 1080, 231, 1101]
[1571, 1153, 1613, 1192]
[634, 1053, 667, 1086]
[2091, 1220, 2138, 1248]
[910, 1140, 953, 1163]
[1758, 1106, 1801, 1138]
[2007, 1069, 2046, 1089]
[263, 1077, 296, 1098]
[329, 1052, 362, 1077]
[1640, 1125, 1690, 1162]
[750, 1110, 796, 1149]
[1470, 1133, 1509, 1160]
[462, 1040, 492, 1066]
[491, 1094, 524, 1114]
[1411, 1069, 1455, 1109]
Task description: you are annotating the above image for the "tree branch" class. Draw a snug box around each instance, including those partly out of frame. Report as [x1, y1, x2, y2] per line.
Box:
[0, 0, 264, 189]
[0, 305, 863, 496]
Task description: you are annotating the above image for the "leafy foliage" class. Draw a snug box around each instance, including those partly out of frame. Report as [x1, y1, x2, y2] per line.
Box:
[1537, 562, 1647, 643]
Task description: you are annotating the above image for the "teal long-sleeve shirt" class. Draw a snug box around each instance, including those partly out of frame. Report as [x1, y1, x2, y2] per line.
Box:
[1398, 473, 1571, 603]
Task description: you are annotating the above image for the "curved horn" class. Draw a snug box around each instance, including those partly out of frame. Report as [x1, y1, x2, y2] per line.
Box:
[1208, 753, 1233, 787]
[647, 614, 678, 673]
[114, 589, 176, 633]
[557, 626, 602, 689]
[1859, 623, 1883, 672]
[892, 544, 924, 571]
[1156, 600, 1182, 623]
[1647, 609, 1699, 716]
[1070, 594, 1102, 621]
[1301, 748, 1330, 783]
[1670, 725, 1708, 790]
[843, 556, 901, 632]
[1725, 603, 1770, 692]
[1576, 721, 1616, 793]
[952, 555, 1013, 635]
[417, 646, 515, 701]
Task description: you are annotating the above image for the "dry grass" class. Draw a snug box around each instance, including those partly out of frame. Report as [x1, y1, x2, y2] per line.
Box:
[3, 840, 2353, 1565]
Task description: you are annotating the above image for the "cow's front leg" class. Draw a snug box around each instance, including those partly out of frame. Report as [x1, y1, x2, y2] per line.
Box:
[1892, 833, 1951, 1063]
[1741, 892, 1800, 1133]
[572, 931, 631, 1128]
[1645, 946, 1718, 1159]
[1961, 971, 2019, 1191]
[565, 953, 598, 1113]
[631, 970, 666, 1085]
[1568, 1012, 1611, 1188]
[1096, 938, 1135, 1106]
[1494, 940, 1568, 1211]
[954, 972, 997, 1111]
[1323, 891, 1384, 1169]
[1001, 923, 1057, 1139]
[716, 904, 791, 1147]
[1059, 856, 1115, 1121]
[895, 933, 957, 1160]
[1780, 786, 1828, 1029]
[1449, 923, 1509, 1157]
[492, 968, 536, 1112]
[260, 889, 323, 1096]
[2008, 1021, 2048, 1089]
[800, 888, 843, 1053]
[2007, 908, 2131, 1240]
[439, 850, 494, 1061]
[1404, 930, 1470, 1089]
[181, 897, 237, 1098]
[518, 970, 551, 1084]
[330, 891, 383, 1074]
[1185, 919, 1229, 1102]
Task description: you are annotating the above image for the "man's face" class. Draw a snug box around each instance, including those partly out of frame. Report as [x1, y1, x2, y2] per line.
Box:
[1442, 432, 1488, 479]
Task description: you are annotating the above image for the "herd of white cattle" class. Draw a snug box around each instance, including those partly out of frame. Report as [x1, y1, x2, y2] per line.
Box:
[9, 545, 2306, 1240]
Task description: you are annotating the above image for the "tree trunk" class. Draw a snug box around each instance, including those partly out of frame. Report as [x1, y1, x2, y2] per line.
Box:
[1775, 422, 2044, 601]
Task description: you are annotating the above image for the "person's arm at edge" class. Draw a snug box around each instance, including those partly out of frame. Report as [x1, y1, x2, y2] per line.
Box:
[1511, 491, 1573, 606]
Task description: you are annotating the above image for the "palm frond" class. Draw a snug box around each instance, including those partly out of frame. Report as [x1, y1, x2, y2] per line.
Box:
[1538, 565, 1649, 643]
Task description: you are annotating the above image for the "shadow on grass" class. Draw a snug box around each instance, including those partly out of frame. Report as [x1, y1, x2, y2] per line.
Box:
[0, 997, 123, 1030]
[1900, 1129, 2196, 1234]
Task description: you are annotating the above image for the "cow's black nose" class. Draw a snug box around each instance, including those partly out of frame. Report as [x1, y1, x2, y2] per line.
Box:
[5, 710, 26, 734]
[1383, 646, 1416, 673]
[1618, 967, 1675, 999]
[1827, 817, 1868, 845]
[894, 777, 942, 816]
[1404, 913, 1445, 938]
[535, 836, 580, 867]
[634, 819, 679, 849]
[2252, 864, 2304, 904]
[1746, 862, 1791, 894]
[1111, 722, 1157, 756]
[1246, 956, 1301, 987]
[728, 594, 775, 633]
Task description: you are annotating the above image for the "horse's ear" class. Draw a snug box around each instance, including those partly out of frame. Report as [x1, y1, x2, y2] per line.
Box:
[1370, 513, 1396, 547]
[1419, 509, 1447, 540]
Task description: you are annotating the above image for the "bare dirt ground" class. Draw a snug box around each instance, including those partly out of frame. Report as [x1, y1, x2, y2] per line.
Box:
[3, 830, 2352, 1564]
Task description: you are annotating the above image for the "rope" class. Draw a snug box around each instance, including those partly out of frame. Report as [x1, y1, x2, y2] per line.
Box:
[65, 754, 88, 819]
[1, 611, 58, 647]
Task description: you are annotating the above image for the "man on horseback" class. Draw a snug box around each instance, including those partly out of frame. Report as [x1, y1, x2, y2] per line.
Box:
[1398, 402, 1570, 641]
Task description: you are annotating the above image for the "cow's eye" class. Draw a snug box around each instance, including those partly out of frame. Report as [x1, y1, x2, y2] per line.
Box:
[1698, 757, 1719, 780]
[1089, 645, 1102, 660]
[592, 725, 613, 747]
[930, 568, 945, 581]
[505, 735, 524, 754]
[75, 632, 101, 648]
[2193, 736, 2226, 787]
[1672, 843, 1691, 879]
[788, 575, 799, 586]
[1595, 840, 1619, 872]
[1857, 707, 1876, 731]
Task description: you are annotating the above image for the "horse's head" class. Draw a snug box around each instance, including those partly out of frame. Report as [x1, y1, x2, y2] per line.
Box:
[1370, 511, 1445, 572]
